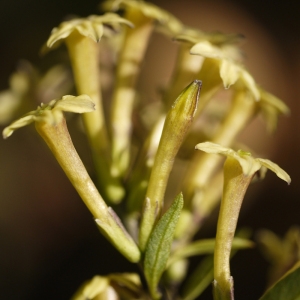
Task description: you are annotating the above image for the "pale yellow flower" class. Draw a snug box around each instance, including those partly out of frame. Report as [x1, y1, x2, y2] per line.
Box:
[182, 31, 260, 100]
[195, 142, 290, 299]
[195, 141, 291, 183]
[46, 13, 133, 49]
[2, 95, 95, 138]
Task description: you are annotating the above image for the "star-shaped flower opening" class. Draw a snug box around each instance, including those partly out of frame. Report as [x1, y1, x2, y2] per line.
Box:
[195, 141, 291, 184]
[46, 13, 133, 49]
[3, 94, 94, 138]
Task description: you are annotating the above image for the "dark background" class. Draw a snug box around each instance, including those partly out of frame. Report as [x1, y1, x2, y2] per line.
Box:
[0, 0, 299, 299]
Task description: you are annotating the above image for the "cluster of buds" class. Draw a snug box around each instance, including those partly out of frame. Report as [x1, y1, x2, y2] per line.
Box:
[2, 0, 291, 299]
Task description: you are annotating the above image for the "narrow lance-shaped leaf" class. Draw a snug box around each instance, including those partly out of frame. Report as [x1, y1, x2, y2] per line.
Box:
[144, 193, 184, 300]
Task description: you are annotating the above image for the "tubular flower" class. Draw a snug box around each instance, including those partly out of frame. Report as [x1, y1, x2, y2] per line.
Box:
[3, 95, 141, 263]
[45, 13, 133, 203]
[195, 142, 290, 299]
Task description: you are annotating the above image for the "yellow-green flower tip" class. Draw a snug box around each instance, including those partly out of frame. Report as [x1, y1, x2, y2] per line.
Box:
[46, 13, 133, 48]
[3, 94, 95, 139]
[195, 142, 291, 184]
[102, 0, 183, 35]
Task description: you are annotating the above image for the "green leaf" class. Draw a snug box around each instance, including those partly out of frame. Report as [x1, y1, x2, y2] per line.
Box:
[181, 255, 214, 300]
[144, 193, 184, 299]
[259, 261, 300, 300]
[167, 237, 254, 267]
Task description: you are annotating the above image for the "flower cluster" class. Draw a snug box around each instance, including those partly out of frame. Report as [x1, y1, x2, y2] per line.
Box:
[1, 1, 293, 299]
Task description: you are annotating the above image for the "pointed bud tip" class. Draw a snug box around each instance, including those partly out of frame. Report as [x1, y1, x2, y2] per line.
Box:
[185, 79, 202, 117]
[193, 79, 202, 87]
[185, 80, 202, 117]
[193, 79, 202, 95]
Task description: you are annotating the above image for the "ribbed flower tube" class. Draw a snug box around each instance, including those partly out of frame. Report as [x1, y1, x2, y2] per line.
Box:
[35, 119, 140, 263]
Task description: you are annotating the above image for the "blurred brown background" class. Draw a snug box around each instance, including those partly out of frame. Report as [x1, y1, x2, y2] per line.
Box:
[0, 0, 299, 299]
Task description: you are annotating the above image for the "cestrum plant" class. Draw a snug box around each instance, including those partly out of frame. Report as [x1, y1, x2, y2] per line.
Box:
[1, 0, 297, 300]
